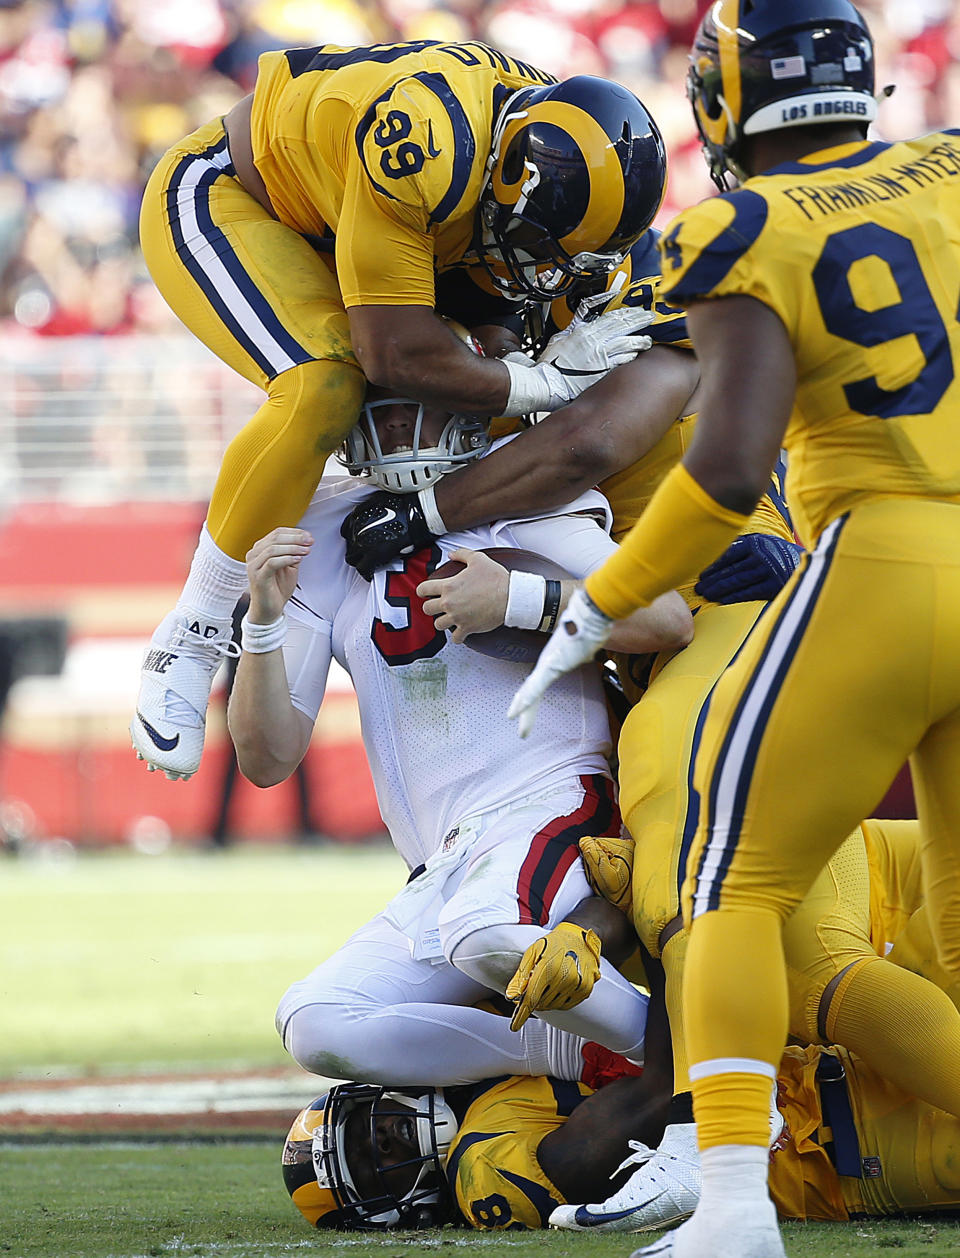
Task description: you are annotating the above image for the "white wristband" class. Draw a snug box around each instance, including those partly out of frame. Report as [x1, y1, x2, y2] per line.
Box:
[241, 612, 287, 653]
[503, 356, 559, 416]
[418, 484, 447, 535]
[504, 570, 547, 630]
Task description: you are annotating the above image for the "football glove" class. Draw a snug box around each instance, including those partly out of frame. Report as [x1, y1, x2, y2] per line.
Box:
[579, 833, 635, 915]
[506, 921, 603, 1031]
[503, 305, 656, 415]
[340, 490, 435, 580]
[541, 303, 656, 384]
[508, 587, 614, 737]
[694, 533, 804, 604]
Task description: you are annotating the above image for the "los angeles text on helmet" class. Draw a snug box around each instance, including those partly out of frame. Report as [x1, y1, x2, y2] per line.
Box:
[779, 137, 960, 222]
[781, 98, 869, 123]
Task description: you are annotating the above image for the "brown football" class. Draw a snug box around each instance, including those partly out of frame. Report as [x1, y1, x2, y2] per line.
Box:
[426, 548, 565, 665]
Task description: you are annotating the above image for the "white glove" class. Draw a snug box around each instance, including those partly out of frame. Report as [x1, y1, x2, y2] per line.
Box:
[502, 305, 656, 416]
[541, 302, 656, 377]
[508, 587, 614, 737]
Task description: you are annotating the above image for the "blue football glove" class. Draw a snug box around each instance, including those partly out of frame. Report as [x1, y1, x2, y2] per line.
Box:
[695, 534, 804, 604]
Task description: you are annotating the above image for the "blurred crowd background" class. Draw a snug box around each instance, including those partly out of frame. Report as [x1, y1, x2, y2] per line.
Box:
[1, 0, 958, 339]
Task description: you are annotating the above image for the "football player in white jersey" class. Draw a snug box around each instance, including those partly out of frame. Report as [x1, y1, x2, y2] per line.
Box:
[227, 362, 693, 1088]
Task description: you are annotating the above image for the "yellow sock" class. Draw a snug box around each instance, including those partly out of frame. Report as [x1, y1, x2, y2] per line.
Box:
[826, 955, 960, 1118]
[685, 908, 787, 1149]
[208, 359, 364, 559]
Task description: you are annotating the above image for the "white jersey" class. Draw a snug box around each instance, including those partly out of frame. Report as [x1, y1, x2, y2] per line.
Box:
[282, 476, 617, 871]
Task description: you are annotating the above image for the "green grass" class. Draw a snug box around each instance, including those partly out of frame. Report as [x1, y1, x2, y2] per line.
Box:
[4, 846, 959, 1257]
[1, 844, 407, 1073]
[4, 1142, 959, 1258]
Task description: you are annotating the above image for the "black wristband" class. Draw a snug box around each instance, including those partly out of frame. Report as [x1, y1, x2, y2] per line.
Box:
[538, 580, 562, 633]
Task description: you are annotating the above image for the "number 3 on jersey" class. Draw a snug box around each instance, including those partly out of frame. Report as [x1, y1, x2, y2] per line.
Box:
[371, 546, 446, 665]
[811, 222, 956, 419]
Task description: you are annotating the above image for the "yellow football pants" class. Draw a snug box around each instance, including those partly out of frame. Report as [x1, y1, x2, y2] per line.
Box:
[620, 602, 893, 1093]
[619, 598, 764, 1091]
[771, 1044, 960, 1220]
[682, 498, 960, 1147]
[139, 117, 364, 560]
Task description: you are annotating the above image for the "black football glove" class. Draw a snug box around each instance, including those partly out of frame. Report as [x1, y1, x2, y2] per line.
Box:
[340, 490, 436, 579]
[695, 533, 804, 604]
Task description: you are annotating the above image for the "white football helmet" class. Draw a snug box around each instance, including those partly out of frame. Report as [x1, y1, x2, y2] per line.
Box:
[337, 320, 491, 494]
[284, 1083, 460, 1231]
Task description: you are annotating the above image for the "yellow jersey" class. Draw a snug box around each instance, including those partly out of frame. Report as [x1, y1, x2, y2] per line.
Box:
[447, 1075, 592, 1229]
[249, 41, 555, 309]
[446, 1064, 846, 1227]
[657, 132, 960, 546]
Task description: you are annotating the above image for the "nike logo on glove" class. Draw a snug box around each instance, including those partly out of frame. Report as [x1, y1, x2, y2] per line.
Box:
[356, 508, 396, 536]
[136, 713, 180, 751]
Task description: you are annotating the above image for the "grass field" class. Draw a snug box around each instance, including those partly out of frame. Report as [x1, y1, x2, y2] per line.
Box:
[3, 843, 406, 1073]
[4, 1141, 960, 1258]
[4, 844, 959, 1258]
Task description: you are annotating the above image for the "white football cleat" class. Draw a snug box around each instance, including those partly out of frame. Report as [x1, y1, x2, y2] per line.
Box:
[630, 1196, 785, 1258]
[130, 608, 239, 780]
[549, 1123, 700, 1233]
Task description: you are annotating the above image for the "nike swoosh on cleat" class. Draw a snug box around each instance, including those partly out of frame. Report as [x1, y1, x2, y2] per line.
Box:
[136, 713, 180, 751]
[573, 1205, 653, 1226]
[357, 508, 396, 536]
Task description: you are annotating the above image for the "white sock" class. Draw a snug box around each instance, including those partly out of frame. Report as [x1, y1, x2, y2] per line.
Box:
[699, 1144, 770, 1205]
[178, 524, 249, 622]
[540, 957, 648, 1061]
[540, 1024, 588, 1082]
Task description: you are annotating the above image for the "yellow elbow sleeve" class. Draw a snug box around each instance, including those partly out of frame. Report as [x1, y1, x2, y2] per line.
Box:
[586, 463, 749, 620]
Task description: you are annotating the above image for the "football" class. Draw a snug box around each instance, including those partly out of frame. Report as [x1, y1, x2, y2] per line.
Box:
[427, 548, 566, 665]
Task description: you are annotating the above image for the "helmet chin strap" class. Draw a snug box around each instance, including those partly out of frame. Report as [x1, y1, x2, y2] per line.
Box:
[484, 89, 535, 176]
[513, 161, 541, 216]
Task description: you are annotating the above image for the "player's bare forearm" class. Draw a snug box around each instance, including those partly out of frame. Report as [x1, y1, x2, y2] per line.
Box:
[562, 895, 639, 969]
[419, 554, 691, 652]
[228, 653, 314, 788]
[432, 348, 698, 532]
[607, 589, 693, 655]
[556, 580, 692, 654]
[536, 945, 672, 1199]
[348, 305, 511, 413]
[683, 296, 795, 513]
[228, 528, 315, 787]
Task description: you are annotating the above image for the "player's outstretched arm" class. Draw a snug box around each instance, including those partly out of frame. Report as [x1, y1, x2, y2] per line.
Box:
[683, 296, 795, 514]
[578, 296, 797, 625]
[341, 344, 697, 580]
[348, 303, 656, 419]
[339, 331, 695, 580]
[416, 547, 692, 654]
[228, 528, 316, 788]
[536, 943, 673, 1204]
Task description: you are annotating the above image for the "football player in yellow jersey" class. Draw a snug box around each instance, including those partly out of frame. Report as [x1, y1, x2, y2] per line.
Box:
[535, 816, 960, 1231]
[354, 231, 960, 1238]
[508, 3, 960, 1256]
[281, 1047, 960, 1233]
[280, 843, 960, 1238]
[130, 42, 668, 782]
